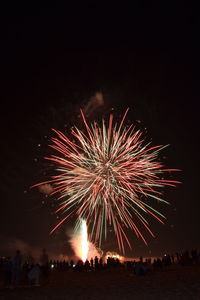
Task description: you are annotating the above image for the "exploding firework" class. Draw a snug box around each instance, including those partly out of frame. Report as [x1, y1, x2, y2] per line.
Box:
[34, 109, 180, 252]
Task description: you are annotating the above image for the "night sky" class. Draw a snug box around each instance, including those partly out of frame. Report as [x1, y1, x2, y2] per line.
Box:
[0, 4, 199, 259]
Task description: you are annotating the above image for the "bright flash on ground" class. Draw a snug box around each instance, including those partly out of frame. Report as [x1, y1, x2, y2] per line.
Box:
[70, 219, 101, 262]
[80, 219, 89, 262]
[70, 219, 89, 262]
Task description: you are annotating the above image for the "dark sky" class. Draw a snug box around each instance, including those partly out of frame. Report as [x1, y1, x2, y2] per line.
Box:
[0, 4, 199, 258]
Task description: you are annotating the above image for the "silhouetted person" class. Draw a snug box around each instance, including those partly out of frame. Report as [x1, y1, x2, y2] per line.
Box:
[27, 252, 35, 266]
[64, 260, 69, 271]
[70, 259, 74, 269]
[40, 248, 49, 280]
[191, 249, 198, 264]
[171, 255, 175, 264]
[28, 264, 40, 286]
[176, 252, 180, 263]
[99, 257, 103, 269]
[12, 250, 22, 287]
[3, 257, 13, 288]
[94, 256, 99, 270]
[90, 258, 94, 268]
[135, 261, 146, 275]
[76, 260, 83, 271]
[84, 259, 90, 271]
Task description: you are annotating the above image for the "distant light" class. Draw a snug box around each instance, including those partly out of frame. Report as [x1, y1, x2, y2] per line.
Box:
[51, 264, 54, 269]
[38, 144, 41, 147]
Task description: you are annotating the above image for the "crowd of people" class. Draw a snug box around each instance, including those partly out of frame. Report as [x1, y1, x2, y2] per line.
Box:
[0, 248, 49, 289]
[0, 248, 199, 289]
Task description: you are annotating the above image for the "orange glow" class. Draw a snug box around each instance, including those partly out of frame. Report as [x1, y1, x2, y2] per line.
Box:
[105, 251, 125, 262]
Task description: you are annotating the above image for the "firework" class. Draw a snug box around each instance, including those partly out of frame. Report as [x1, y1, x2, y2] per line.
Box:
[70, 219, 89, 262]
[34, 109, 180, 252]
[70, 219, 100, 262]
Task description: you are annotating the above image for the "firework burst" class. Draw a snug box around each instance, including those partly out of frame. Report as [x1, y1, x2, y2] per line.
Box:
[34, 109, 180, 252]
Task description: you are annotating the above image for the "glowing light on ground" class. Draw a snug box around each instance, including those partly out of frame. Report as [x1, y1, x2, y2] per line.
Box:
[105, 251, 125, 262]
[70, 219, 101, 262]
[80, 219, 89, 262]
[69, 219, 88, 262]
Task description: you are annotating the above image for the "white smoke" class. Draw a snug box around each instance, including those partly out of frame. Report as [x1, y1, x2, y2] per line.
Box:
[0, 236, 69, 262]
[38, 183, 53, 195]
[83, 91, 104, 117]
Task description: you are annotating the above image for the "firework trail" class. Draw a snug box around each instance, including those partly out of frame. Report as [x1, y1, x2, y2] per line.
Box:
[34, 109, 180, 253]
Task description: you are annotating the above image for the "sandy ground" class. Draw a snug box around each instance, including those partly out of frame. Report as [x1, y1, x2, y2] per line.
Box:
[0, 264, 200, 300]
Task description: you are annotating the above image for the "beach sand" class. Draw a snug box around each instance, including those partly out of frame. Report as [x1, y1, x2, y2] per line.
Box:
[0, 264, 200, 299]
